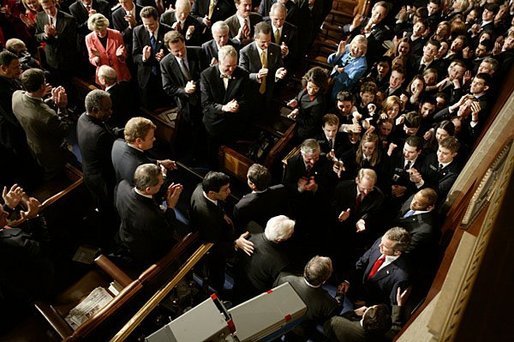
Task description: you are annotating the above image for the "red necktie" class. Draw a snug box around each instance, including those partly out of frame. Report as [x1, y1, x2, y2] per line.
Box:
[367, 255, 385, 279]
[355, 193, 364, 211]
[176, 21, 182, 32]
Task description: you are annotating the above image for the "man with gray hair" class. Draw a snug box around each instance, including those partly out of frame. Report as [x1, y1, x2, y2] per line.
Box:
[98, 65, 136, 127]
[77, 89, 118, 220]
[201, 21, 240, 67]
[200, 44, 250, 144]
[283, 138, 339, 259]
[274, 255, 339, 336]
[115, 163, 184, 266]
[234, 215, 295, 302]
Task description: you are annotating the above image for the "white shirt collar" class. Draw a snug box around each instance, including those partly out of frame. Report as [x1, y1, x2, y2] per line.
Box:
[134, 187, 153, 199]
[202, 191, 218, 206]
[303, 277, 321, 288]
[127, 143, 144, 152]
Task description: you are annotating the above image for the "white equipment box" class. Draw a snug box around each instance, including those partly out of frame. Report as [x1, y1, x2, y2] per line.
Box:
[228, 282, 307, 341]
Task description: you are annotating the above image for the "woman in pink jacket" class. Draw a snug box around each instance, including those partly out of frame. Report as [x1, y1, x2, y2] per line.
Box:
[85, 13, 131, 86]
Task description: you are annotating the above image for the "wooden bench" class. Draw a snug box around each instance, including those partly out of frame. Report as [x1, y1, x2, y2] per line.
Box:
[32, 163, 84, 212]
[34, 233, 200, 341]
[219, 115, 296, 182]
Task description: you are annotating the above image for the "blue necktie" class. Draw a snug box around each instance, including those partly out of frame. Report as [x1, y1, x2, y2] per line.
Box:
[150, 34, 157, 51]
[150, 35, 158, 75]
[403, 210, 415, 218]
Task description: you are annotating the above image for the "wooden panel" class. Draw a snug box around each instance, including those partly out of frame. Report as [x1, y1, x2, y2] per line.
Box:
[220, 145, 254, 181]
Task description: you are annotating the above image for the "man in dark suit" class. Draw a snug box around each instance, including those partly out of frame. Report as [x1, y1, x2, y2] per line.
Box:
[264, 2, 297, 64]
[12, 69, 73, 182]
[395, 188, 439, 292]
[200, 44, 250, 143]
[112, 0, 143, 54]
[233, 163, 291, 230]
[259, 0, 299, 26]
[116, 163, 183, 267]
[77, 89, 118, 216]
[433, 74, 492, 147]
[192, 0, 236, 40]
[0, 51, 39, 188]
[283, 139, 338, 259]
[408, 39, 444, 78]
[274, 256, 339, 337]
[98, 65, 138, 127]
[352, 227, 411, 308]
[111, 117, 177, 185]
[190, 171, 254, 293]
[69, 0, 111, 38]
[239, 21, 286, 111]
[316, 114, 348, 159]
[161, 31, 203, 126]
[224, 0, 262, 46]
[160, 30, 204, 155]
[342, 1, 392, 65]
[132, 6, 171, 108]
[388, 136, 429, 210]
[413, 137, 462, 207]
[234, 215, 294, 302]
[160, 0, 203, 46]
[35, 0, 78, 81]
[201, 21, 240, 67]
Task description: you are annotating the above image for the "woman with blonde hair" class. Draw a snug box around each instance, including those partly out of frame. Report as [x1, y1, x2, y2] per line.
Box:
[85, 13, 131, 86]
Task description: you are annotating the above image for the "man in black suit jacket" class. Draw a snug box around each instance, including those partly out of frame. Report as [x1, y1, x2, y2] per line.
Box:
[274, 256, 339, 337]
[408, 39, 445, 78]
[413, 136, 462, 208]
[200, 44, 250, 142]
[264, 2, 297, 63]
[35, 0, 78, 77]
[233, 163, 291, 230]
[352, 227, 411, 308]
[234, 215, 294, 302]
[201, 21, 240, 67]
[98, 65, 138, 127]
[192, 0, 236, 39]
[111, 117, 177, 185]
[283, 139, 338, 259]
[316, 113, 348, 159]
[161, 31, 203, 125]
[132, 6, 171, 108]
[332, 169, 384, 264]
[116, 163, 183, 267]
[259, 0, 299, 26]
[160, 0, 204, 46]
[69, 0, 111, 37]
[77, 90, 118, 215]
[395, 188, 439, 289]
[190, 171, 254, 292]
[388, 136, 429, 208]
[224, 0, 262, 46]
[239, 21, 286, 111]
[112, 0, 143, 53]
[0, 52, 39, 188]
[342, 1, 392, 65]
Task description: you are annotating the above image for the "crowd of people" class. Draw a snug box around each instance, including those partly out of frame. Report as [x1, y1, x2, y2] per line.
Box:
[1, 0, 514, 339]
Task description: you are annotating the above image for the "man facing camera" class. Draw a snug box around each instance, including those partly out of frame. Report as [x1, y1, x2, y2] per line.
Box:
[116, 163, 183, 267]
[200, 45, 250, 144]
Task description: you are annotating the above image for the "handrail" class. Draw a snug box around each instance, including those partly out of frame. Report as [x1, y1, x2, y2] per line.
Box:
[110, 243, 213, 342]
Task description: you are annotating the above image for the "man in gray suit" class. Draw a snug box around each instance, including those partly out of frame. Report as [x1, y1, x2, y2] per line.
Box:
[12, 69, 73, 181]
